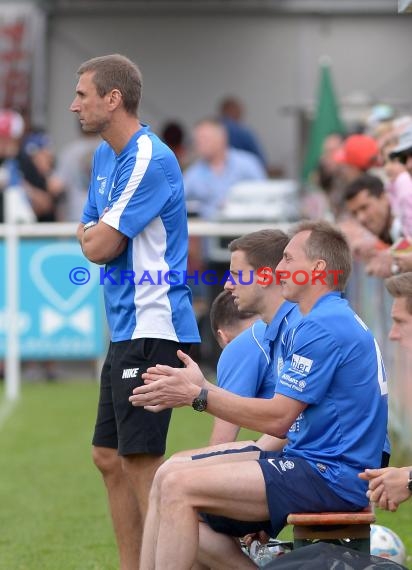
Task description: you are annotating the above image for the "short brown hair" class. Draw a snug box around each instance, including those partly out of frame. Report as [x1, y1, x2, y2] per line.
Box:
[210, 290, 257, 339]
[228, 229, 289, 271]
[77, 54, 142, 115]
[290, 220, 352, 290]
[385, 272, 412, 314]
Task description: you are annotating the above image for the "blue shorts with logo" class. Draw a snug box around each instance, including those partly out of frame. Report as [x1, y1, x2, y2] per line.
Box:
[194, 449, 363, 538]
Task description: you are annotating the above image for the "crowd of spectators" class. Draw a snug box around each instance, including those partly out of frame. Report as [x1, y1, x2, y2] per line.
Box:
[306, 111, 412, 280]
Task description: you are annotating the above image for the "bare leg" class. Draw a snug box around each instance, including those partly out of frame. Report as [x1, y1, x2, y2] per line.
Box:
[140, 451, 261, 570]
[122, 453, 164, 523]
[197, 521, 256, 569]
[140, 457, 192, 570]
[154, 457, 268, 569]
[191, 563, 209, 570]
[93, 446, 141, 570]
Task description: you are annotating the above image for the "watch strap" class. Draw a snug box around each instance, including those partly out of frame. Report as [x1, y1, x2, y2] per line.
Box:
[192, 387, 208, 411]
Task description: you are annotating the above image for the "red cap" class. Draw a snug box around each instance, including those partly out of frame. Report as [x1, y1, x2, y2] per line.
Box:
[0, 109, 24, 139]
[333, 134, 379, 170]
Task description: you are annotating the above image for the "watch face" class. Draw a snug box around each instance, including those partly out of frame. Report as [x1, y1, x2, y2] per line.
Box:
[192, 398, 207, 412]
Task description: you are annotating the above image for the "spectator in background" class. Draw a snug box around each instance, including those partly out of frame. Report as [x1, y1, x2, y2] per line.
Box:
[316, 132, 345, 194]
[334, 133, 380, 183]
[342, 174, 401, 278]
[55, 126, 100, 222]
[381, 132, 412, 271]
[303, 132, 345, 220]
[389, 124, 412, 178]
[184, 118, 266, 220]
[305, 133, 380, 223]
[160, 120, 190, 170]
[359, 272, 412, 511]
[219, 96, 267, 169]
[0, 109, 29, 223]
[17, 129, 65, 222]
[18, 130, 66, 381]
[380, 121, 412, 272]
[183, 118, 266, 366]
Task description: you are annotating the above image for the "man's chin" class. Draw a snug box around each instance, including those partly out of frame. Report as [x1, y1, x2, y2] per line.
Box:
[280, 286, 297, 302]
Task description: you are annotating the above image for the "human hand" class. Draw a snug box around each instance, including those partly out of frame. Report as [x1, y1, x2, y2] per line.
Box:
[365, 250, 392, 278]
[359, 467, 410, 511]
[128, 350, 206, 412]
[242, 530, 270, 548]
[393, 252, 412, 273]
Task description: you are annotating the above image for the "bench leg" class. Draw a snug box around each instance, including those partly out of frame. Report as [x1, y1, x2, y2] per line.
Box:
[292, 524, 371, 554]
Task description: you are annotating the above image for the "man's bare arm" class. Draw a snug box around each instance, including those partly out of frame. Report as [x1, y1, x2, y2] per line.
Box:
[208, 418, 241, 446]
[130, 351, 307, 438]
[77, 220, 128, 264]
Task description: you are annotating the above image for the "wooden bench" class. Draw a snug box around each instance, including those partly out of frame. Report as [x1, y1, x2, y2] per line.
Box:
[287, 507, 375, 553]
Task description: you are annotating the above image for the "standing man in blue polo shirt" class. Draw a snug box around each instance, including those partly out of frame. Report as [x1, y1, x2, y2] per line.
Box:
[72, 53, 200, 569]
[130, 220, 388, 570]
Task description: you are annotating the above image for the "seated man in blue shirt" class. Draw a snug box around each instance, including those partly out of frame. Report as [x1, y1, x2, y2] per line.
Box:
[209, 290, 268, 445]
[131, 220, 389, 570]
[208, 229, 301, 446]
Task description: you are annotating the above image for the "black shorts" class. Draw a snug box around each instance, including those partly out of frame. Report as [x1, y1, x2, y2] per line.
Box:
[92, 338, 190, 456]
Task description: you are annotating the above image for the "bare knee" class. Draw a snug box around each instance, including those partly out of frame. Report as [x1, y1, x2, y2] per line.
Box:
[159, 469, 189, 508]
[92, 446, 121, 479]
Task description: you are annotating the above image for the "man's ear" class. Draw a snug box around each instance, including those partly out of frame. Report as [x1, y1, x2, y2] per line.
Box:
[258, 266, 274, 288]
[107, 89, 123, 110]
[216, 328, 230, 349]
[313, 259, 327, 274]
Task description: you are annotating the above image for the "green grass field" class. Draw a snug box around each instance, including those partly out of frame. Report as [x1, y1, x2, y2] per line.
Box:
[0, 380, 411, 569]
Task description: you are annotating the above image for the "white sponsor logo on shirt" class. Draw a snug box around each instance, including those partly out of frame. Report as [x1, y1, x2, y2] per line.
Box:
[279, 460, 295, 471]
[291, 353, 313, 376]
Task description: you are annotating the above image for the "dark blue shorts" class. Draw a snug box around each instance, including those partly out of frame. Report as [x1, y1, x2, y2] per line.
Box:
[195, 449, 363, 538]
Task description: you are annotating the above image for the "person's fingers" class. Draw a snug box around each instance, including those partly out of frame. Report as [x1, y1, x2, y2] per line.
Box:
[177, 350, 193, 367]
[144, 404, 168, 413]
[387, 500, 399, 512]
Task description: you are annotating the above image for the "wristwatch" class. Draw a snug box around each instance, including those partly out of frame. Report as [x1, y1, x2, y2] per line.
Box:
[83, 220, 98, 232]
[192, 387, 208, 412]
[407, 470, 412, 493]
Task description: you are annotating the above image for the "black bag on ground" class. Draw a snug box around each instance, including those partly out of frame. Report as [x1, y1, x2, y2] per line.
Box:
[263, 542, 407, 569]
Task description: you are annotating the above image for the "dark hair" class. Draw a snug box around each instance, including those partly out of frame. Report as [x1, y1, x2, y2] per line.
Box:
[290, 220, 352, 290]
[385, 272, 412, 314]
[219, 96, 243, 120]
[229, 229, 289, 271]
[344, 174, 385, 202]
[161, 122, 185, 148]
[77, 54, 142, 116]
[210, 290, 257, 338]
